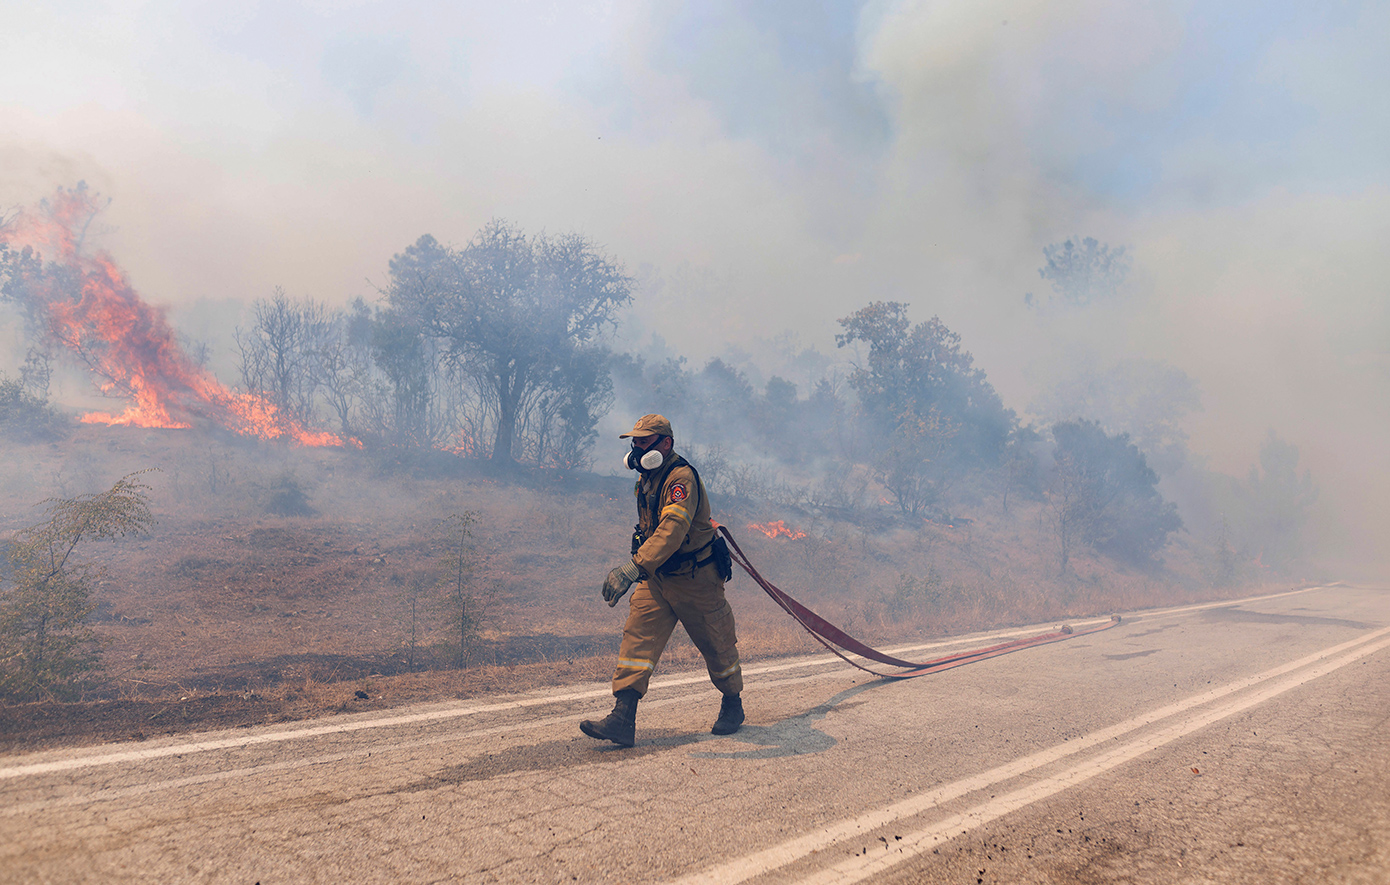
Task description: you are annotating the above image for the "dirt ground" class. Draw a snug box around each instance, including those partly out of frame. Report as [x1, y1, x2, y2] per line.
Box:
[0, 425, 1290, 754]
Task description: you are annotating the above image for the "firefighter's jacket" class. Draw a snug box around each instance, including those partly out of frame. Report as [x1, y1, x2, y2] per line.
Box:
[632, 456, 715, 577]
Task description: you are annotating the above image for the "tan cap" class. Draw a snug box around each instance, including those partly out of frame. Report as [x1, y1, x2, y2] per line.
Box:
[619, 413, 673, 439]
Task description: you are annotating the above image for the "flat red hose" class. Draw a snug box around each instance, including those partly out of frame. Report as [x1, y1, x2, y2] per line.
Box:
[717, 524, 1120, 679]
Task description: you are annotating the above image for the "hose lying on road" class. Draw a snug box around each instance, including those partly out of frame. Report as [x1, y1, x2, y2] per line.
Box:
[717, 524, 1121, 679]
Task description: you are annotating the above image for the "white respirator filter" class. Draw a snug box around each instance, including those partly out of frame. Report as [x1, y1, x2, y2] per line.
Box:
[625, 446, 666, 471]
[640, 448, 664, 470]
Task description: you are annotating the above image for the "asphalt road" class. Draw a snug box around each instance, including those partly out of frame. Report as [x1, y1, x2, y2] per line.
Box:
[3, 582, 1388, 884]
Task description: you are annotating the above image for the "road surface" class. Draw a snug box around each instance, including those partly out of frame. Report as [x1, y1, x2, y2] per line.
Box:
[3, 582, 1388, 883]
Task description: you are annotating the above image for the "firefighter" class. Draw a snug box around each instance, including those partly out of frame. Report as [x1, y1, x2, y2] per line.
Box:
[580, 414, 743, 748]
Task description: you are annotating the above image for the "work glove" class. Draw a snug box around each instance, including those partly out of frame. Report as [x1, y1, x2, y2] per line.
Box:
[603, 560, 643, 607]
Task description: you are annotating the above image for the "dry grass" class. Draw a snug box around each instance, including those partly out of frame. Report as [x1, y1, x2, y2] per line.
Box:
[0, 424, 1298, 751]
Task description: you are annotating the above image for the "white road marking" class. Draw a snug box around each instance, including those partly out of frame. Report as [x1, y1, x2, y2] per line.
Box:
[0, 686, 612, 781]
[1078, 585, 1315, 623]
[802, 628, 1390, 885]
[864, 586, 1317, 662]
[671, 623, 1390, 885]
[0, 664, 866, 812]
[0, 585, 1321, 782]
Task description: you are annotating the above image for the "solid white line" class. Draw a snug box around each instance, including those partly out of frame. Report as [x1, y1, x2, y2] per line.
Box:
[1, 664, 868, 810]
[867, 586, 1315, 662]
[800, 629, 1390, 885]
[0, 687, 609, 781]
[0, 585, 1318, 781]
[670, 622, 1390, 885]
[1098, 586, 1315, 623]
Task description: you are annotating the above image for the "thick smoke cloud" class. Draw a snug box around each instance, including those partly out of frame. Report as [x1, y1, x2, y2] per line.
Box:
[1, 1, 1385, 568]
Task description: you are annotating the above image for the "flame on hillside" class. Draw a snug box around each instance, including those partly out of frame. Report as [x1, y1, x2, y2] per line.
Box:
[442, 428, 482, 458]
[747, 520, 807, 540]
[4, 188, 343, 446]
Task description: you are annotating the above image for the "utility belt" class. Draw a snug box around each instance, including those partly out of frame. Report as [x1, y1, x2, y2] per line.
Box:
[631, 528, 733, 581]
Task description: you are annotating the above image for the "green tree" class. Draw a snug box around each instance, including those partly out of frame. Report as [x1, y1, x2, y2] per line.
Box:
[1208, 515, 1239, 587]
[1032, 357, 1202, 476]
[836, 301, 1013, 472]
[1026, 236, 1131, 309]
[1046, 420, 1181, 571]
[387, 222, 632, 464]
[1000, 423, 1043, 515]
[369, 307, 436, 446]
[1240, 431, 1317, 569]
[874, 406, 959, 516]
[0, 369, 68, 441]
[530, 344, 615, 469]
[0, 472, 155, 700]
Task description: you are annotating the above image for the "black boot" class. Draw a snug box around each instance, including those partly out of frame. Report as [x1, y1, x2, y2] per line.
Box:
[711, 693, 744, 735]
[580, 688, 639, 748]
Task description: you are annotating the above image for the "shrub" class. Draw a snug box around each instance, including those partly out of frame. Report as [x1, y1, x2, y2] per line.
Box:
[0, 472, 154, 700]
[0, 371, 68, 442]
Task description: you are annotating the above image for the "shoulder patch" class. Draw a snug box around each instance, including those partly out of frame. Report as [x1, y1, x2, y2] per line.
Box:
[669, 484, 687, 502]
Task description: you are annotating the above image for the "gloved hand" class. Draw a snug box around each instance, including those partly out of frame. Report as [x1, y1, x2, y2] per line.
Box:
[602, 560, 644, 607]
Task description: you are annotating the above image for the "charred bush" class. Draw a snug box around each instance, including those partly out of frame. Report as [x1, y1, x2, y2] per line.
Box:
[262, 473, 316, 517]
[887, 568, 946, 615]
[354, 437, 481, 481]
[171, 554, 231, 577]
[0, 371, 68, 442]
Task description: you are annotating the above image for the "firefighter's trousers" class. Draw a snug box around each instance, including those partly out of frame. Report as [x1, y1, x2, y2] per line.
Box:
[612, 561, 741, 697]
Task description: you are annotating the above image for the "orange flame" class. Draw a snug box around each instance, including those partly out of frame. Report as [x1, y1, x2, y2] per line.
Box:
[5, 189, 342, 447]
[441, 428, 482, 458]
[747, 520, 808, 540]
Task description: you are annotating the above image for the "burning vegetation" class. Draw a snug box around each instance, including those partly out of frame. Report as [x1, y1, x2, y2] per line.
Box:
[747, 521, 809, 541]
[0, 185, 1322, 743]
[2, 186, 342, 447]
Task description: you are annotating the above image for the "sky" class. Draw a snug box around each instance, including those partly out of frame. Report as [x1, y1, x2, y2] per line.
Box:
[1, 0, 1387, 566]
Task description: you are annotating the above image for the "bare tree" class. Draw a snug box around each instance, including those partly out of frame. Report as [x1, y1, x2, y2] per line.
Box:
[310, 305, 369, 437]
[236, 290, 334, 429]
[434, 512, 487, 668]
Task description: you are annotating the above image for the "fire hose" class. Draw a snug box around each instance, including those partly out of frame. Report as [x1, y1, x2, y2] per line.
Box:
[716, 524, 1121, 679]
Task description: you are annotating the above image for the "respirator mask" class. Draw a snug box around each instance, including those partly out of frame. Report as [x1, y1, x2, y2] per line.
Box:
[624, 436, 667, 472]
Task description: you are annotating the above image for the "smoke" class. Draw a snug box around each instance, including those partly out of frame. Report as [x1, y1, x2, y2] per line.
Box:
[846, 2, 1390, 570]
[0, 1, 1385, 567]
[2, 187, 343, 446]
